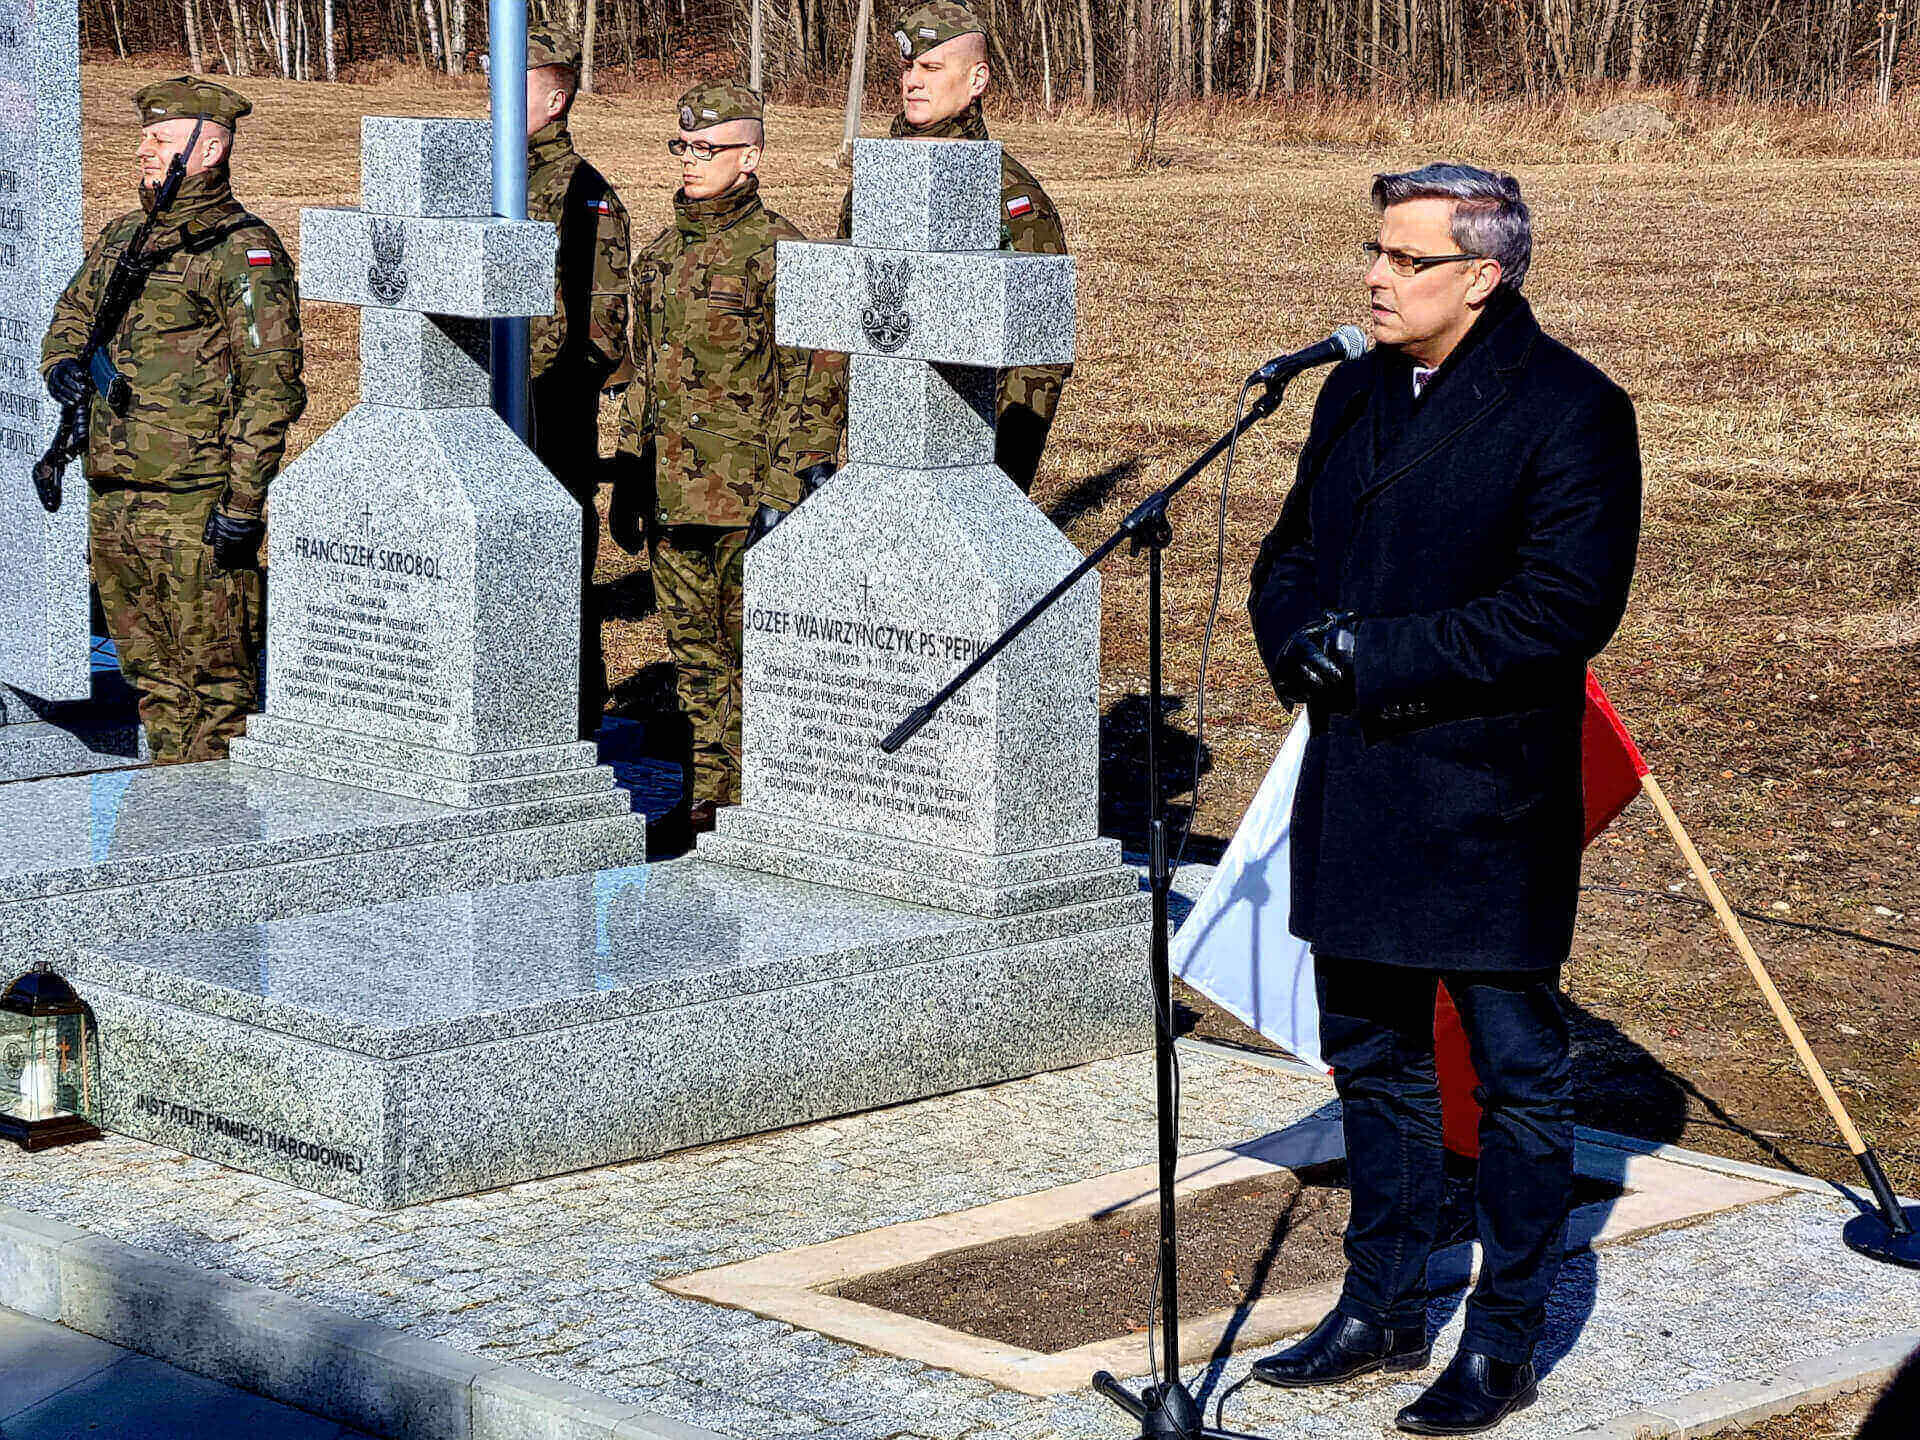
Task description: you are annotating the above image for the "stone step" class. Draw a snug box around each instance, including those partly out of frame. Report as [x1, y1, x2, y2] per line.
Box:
[0, 759, 647, 962]
[67, 858, 1149, 1208]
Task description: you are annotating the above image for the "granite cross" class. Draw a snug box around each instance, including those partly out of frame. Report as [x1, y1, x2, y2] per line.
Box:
[773, 137, 1074, 483]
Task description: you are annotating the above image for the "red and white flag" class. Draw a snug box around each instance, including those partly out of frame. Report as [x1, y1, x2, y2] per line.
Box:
[1174, 670, 1649, 1079]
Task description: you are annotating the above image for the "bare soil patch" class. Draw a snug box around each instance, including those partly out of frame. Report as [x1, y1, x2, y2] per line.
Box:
[833, 1164, 1622, 1354]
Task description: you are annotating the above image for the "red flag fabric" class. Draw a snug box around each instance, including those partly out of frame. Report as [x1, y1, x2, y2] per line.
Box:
[1440, 670, 1650, 1162]
[1582, 670, 1650, 847]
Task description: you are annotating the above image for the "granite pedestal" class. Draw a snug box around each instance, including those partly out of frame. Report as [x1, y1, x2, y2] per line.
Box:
[66, 861, 1149, 1208]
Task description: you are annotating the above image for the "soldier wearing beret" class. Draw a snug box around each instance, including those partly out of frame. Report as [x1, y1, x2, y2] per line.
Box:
[41, 78, 304, 764]
[834, 0, 1071, 494]
[524, 20, 631, 739]
[615, 82, 842, 835]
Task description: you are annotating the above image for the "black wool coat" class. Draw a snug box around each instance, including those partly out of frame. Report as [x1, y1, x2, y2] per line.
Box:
[1249, 291, 1643, 972]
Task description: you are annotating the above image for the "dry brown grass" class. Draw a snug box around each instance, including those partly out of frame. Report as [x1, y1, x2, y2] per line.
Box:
[75, 63, 1920, 1190]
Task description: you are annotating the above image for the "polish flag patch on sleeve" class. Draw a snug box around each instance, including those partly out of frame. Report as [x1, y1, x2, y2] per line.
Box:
[245, 248, 274, 267]
[1006, 195, 1033, 219]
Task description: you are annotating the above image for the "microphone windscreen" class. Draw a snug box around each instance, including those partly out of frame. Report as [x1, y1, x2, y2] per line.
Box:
[1333, 324, 1369, 361]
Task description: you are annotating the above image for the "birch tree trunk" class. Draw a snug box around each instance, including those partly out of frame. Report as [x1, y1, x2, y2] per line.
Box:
[1627, 0, 1645, 82]
[1078, 0, 1096, 102]
[1283, 0, 1294, 90]
[1591, 0, 1623, 78]
[1684, 0, 1717, 93]
[580, 0, 595, 90]
[749, 0, 763, 91]
[450, 0, 467, 74]
[323, 0, 336, 80]
[839, 0, 872, 166]
[184, 0, 204, 71]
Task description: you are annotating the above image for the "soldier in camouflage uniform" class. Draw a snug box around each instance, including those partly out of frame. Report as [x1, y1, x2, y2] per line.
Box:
[41, 78, 304, 765]
[524, 21, 631, 739]
[616, 81, 842, 832]
[833, 0, 1071, 494]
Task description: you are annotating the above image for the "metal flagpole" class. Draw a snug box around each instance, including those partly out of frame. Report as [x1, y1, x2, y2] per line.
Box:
[489, 0, 531, 441]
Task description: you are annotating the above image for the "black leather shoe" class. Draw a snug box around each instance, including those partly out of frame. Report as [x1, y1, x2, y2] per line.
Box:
[1395, 1349, 1538, 1434]
[1250, 1310, 1430, 1389]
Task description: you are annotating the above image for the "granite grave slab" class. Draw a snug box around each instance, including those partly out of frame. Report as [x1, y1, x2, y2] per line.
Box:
[0, 761, 643, 965]
[66, 860, 1149, 1207]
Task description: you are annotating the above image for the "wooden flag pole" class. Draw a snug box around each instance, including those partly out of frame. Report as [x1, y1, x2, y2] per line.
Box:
[1638, 770, 1917, 1264]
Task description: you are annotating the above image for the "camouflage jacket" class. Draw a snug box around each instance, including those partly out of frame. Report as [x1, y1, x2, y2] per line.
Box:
[41, 167, 305, 516]
[619, 176, 843, 528]
[527, 123, 631, 388]
[833, 101, 1071, 435]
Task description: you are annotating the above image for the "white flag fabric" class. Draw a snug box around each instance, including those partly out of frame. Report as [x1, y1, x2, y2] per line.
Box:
[1172, 712, 1323, 1070]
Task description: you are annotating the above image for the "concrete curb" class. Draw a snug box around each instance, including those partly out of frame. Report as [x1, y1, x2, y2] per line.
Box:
[0, 1206, 726, 1440]
[1556, 1331, 1917, 1438]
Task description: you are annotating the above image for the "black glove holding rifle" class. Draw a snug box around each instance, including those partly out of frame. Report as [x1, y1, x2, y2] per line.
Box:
[32, 118, 204, 515]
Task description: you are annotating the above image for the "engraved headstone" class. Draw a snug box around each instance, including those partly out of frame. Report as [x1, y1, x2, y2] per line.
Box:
[227, 118, 608, 808]
[0, 0, 81, 706]
[701, 138, 1134, 918]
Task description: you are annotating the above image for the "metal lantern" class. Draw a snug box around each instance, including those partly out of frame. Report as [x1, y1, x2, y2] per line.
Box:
[1, 962, 102, 1151]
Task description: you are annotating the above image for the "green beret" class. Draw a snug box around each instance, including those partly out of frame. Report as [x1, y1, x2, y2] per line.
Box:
[133, 77, 252, 129]
[527, 19, 581, 71]
[675, 80, 763, 132]
[892, 0, 986, 59]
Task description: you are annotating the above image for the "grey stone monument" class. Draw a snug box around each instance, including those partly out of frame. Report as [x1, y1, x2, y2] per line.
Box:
[15, 133, 1143, 1210]
[227, 119, 607, 808]
[701, 138, 1137, 918]
[0, 0, 143, 778]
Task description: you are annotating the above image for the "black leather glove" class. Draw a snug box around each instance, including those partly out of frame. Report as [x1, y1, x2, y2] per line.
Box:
[797, 461, 836, 499]
[609, 440, 656, 556]
[46, 358, 88, 406]
[203, 505, 266, 571]
[744, 502, 788, 549]
[1277, 610, 1359, 709]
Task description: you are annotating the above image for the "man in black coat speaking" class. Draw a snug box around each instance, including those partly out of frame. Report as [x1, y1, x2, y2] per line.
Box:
[1246, 164, 1642, 1434]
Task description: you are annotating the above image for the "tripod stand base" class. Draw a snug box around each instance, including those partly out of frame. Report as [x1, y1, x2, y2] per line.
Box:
[1092, 1370, 1238, 1439]
[1843, 1205, 1920, 1270]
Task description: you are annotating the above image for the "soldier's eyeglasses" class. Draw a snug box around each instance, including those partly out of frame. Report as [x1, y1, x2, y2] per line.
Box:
[668, 139, 753, 161]
[1362, 241, 1485, 276]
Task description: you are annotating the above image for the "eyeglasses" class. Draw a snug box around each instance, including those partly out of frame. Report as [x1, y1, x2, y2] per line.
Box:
[1362, 241, 1485, 277]
[667, 138, 753, 161]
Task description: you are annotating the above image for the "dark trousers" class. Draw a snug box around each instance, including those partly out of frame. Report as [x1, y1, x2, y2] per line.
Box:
[1317, 955, 1574, 1364]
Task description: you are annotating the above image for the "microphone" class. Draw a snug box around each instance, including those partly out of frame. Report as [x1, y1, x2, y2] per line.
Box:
[1250, 324, 1369, 386]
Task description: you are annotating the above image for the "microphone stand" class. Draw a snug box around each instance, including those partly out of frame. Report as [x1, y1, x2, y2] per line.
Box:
[881, 372, 1300, 1439]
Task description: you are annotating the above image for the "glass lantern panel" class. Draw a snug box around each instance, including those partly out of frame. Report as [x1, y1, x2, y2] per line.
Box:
[1, 1010, 47, 1122]
[54, 1013, 91, 1120]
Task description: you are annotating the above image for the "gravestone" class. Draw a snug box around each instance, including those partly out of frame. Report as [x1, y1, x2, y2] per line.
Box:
[0, 0, 142, 778]
[700, 138, 1132, 917]
[227, 118, 605, 808]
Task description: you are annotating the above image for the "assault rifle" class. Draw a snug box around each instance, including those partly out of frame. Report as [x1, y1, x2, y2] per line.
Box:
[31, 118, 204, 514]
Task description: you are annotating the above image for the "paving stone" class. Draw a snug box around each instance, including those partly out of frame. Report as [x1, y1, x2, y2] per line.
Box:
[3, 1051, 1916, 1438]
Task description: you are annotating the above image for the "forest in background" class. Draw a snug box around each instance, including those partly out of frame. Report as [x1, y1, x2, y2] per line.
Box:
[83, 0, 1917, 114]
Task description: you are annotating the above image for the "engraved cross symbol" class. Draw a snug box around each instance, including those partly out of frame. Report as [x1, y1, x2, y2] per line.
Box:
[859, 576, 874, 610]
[362, 503, 374, 537]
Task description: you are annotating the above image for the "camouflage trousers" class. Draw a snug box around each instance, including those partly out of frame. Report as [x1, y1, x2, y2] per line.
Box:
[90, 483, 263, 765]
[650, 524, 748, 805]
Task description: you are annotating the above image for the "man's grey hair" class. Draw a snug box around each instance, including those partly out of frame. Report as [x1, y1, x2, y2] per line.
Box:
[1371, 163, 1531, 292]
